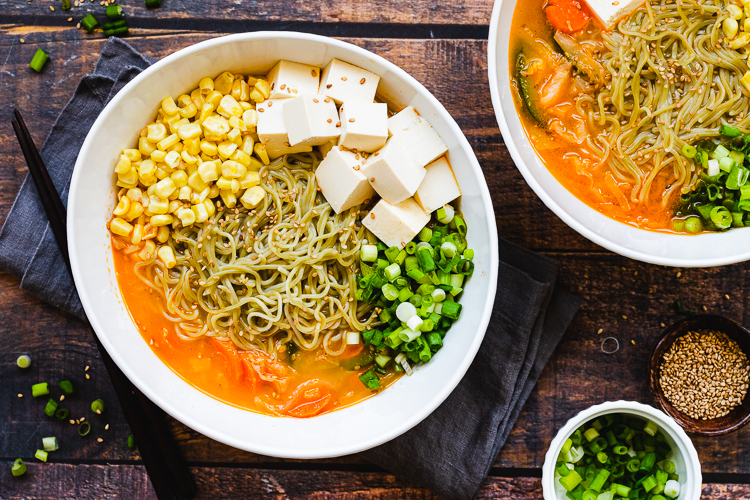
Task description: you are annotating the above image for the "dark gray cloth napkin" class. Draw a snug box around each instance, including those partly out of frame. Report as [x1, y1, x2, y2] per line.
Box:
[0, 38, 581, 500]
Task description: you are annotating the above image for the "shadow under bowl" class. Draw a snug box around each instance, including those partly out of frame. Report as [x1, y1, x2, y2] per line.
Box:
[649, 314, 750, 436]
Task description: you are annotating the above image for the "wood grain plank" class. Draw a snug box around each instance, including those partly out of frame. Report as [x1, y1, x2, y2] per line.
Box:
[0, 0, 494, 26]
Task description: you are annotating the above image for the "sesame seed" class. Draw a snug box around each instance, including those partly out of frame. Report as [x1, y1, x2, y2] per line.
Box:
[311, 69, 317, 77]
[85, 365, 90, 371]
[370, 213, 375, 219]
[360, 78, 366, 84]
[349, 118, 355, 122]
[341, 76, 347, 81]
[726, 294, 731, 299]
[313, 98, 319, 103]
[105, 424, 110, 430]
[597, 328, 603, 334]
[60, 395, 65, 401]
[50, 5, 55, 10]
[97, 438, 103, 443]
[336, 122, 341, 127]
[327, 119, 332, 123]
[86, 374, 90, 379]
[19, 39, 25, 44]
[326, 84, 332, 89]
[18, 394, 23, 398]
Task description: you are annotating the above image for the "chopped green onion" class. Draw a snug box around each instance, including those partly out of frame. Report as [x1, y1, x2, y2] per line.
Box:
[440, 300, 461, 320]
[81, 14, 99, 33]
[29, 49, 49, 73]
[105, 4, 124, 18]
[664, 479, 680, 498]
[405, 241, 417, 254]
[384, 263, 401, 281]
[662, 461, 676, 474]
[712, 144, 730, 159]
[642, 475, 657, 492]
[55, 408, 70, 420]
[384, 246, 400, 263]
[417, 227, 433, 242]
[396, 302, 417, 322]
[32, 383, 49, 397]
[346, 331, 360, 345]
[406, 315, 423, 331]
[57, 379, 75, 396]
[398, 287, 414, 302]
[16, 355, 31, 368]
[559, 470, 583, 491]
[127, 435, 136, 449]
[643, 420, 658, 437]
[358, 368, 380, 389]
[62, 0, 71, 9]
[449, 273, 464, 291]
[360, 244, 378, 262]
[398, 327, 420, 342]
[710, 206, 732, 229]
[720, 124, 741, 137]
[719, 156, 736, 172]
[78, 422, 91, 437]
[556, 461, 571, 477]
[381, 283, 399, 301]
[43, 436, 59, 452]
[682, 144, 696, 158]
[35, 449, 48, 462]
[375, 354, 391, 368]
[431, 288, 446, 303]
[104, 26, 130, 37]
[458, 259, 474, 275]
[584, 427, 600, 442]
[145, 0, 162, 7]
[436, 204, 455, 224]
[91, 399, 106, 414]
[416, 247, 436, 272]
[453, 216, 467, 236]
[440, 241, 457, 258]
[44, 398, 58, 418]
[463, 248, 474, 260]
[684, 216, 703, 233]
[12, 458, 26, 476]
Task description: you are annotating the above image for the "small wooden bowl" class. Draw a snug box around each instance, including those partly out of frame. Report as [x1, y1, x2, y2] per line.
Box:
[649, 315, 750, 436]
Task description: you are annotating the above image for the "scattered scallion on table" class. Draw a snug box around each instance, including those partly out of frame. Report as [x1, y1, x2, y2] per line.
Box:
[78, 421, 91, 437]
[42, 436, 59, 452]
[127, 434, 136, 449]
[16, 355, 31, 369]
[80, 13, 99, 33]
[11, 458, 26, 477]
[145, 0, 162, 7]
[57, 379, 75, 396]
[43, 398, 59, 418]
[29, 49, 49, 73]
[55, 408, 70, 420]
[105, 4, 124, 19]
[32, 382, 49, 397]
[35, 449, 48, 462]
[62, 0, 71, 9]
[91, 399, 106, 414]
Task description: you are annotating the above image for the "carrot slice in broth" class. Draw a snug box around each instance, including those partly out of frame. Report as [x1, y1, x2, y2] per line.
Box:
[545, 0, 591, 33]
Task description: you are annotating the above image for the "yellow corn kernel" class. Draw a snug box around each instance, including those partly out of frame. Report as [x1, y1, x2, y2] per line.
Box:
[113, 196, 131, 217]
[220, 190, 237, 208]
[743, 71, 750, 91]
[215, 71, 234, 95]
[202, 116, 230, 141]
[168, 141, 184, 154]
[231, 148, 252, 167]
[175, 94, 190, 108]
[161, 96, 179, 116]
[228, 128, 242, 144]
[199, 77, 214, 94]
[181, 151, 198, 164]
[729, 4, 744, 19]
[155, 178, 177, 199]
[239, 171, 260, 189]
[179, 102, 198, 119]
[208, 185, 220, 199]
[229, 79, 246, 102]
[118, 168, 139, 187]
[156, 226, 170, 243]
[170, 170, 189, 188]
[241, 135, 255, 155]
[230, 179, 240, 194]
[192, 202, 209, 223]
[730, 33, 750, 49]
[168, 200, 181, 214]
[176, 207, 196, 226]
[743, 0, 750, 6]
[151, 214, 174, 227]
[191, 88, 206, 108]
[157, 245, 177, 268]
[254, 143, 270, 165]
[228, 115, 245, 130]
[151, 150, 167, 163]
[147, 196, 169, 215]
[221, 160, 245, 178]
[139, 240, 157, 260]
[147, 185, 157, 197]
[217, 95, 243, 118]
[140, 173, 157, 187]
[157, 133, 180, 151]
[218, 141, 239, 159]
[242, 109, 258, 129]
[249, 87, 265, 103]
[131, 224, 145, 245]
[240, 186, 266, 209]
[147, 123, 167, 143]
[139, 137, 156, 156]
[114, 155, 131, 174]
[139, 159, 156, 177]
[175, 123, 199, 142]
[216, 176, 232, 191]
[164, 151, 181, 169]
[199, 103, 214, 124]
[123, 149, 141, 162]
[178, 186, 192, 201]
[155, 165, 171, 180]
[125, 201, 144, 221]
[126, 188, 143, 201]
[185, 138, 202, 156]
[204, 198, 216, 216]
[110, 217, 133, 237]
[254, 79, 270, 99]
[198, 161, 219, 183]
[200, 140, 218, 156]
[724, 18, 739, 39]
[247, 156, 264, 172]
[206, 91, 223, 108]
[239, 101, 253, 111]
[188, 170, 210, 192]
[165, 114, 182, 133]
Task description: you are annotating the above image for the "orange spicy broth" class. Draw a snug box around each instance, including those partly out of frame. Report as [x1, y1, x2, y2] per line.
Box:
[112, 238, 401, 417]
[509, 0, 681, 232]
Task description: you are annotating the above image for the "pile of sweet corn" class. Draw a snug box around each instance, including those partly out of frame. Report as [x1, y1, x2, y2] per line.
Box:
[108, 71, 273, 269]
[723, 0, 750, 90]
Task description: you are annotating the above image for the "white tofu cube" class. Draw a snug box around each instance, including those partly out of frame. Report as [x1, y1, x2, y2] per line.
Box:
[283, 95, 341, 147]
[315, 148, 375, 214]
[388, 106, 448, 168]
[319, 58, 380, 105]
[256, 99, 313, 159]
[414, 156, 461, 213]
[267, 60, 321, 99]
[584, 0, 644, 28]
[362, 137, 425, 205]
[339, 102, 388, 153]
[362, 198, 430, 248]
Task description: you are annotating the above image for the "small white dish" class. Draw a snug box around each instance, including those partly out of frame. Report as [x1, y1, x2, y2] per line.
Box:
[487, 0, 750, 267]
[542, 401, 702, 500]
[67, 32, 498, 458]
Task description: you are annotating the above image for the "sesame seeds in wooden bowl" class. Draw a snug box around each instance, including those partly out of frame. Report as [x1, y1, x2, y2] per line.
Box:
[649, 315, 750, 436]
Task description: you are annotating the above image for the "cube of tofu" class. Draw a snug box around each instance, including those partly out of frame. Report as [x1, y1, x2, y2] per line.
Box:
[283, 95, 341, 147]
[256, 99, 313, 159]
[362, 137, 425, 205]
[267, 60, 321, 99]
[414, 156, 461, 213]
[319, 58, 380, 105]
[388, 106, 448, 168]
[584, 0, 645, 28]
[339, 102, 388, 153]
[362, 198, 430, 249]
[315, 148, 375, 214]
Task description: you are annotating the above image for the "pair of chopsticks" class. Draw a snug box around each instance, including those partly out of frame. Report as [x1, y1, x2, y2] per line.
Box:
[11, 109, 196, 500]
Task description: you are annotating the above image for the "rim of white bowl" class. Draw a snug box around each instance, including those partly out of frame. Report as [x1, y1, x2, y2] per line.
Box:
[487, 0, 750, 267]
[541, 401, 702, 500]
[68, 31, 499, 458]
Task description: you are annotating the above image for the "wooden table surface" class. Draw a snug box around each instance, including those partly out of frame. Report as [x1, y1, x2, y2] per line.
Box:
[2, 1, 750, 498]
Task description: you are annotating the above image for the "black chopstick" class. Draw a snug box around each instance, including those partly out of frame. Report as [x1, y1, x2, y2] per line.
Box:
[12, 109, 197, 500]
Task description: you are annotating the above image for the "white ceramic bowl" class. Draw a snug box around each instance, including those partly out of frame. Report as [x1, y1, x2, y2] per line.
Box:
[542, 401, 702, 500]
[67, 32, 498, 458]
[488, 0, 750, 267]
